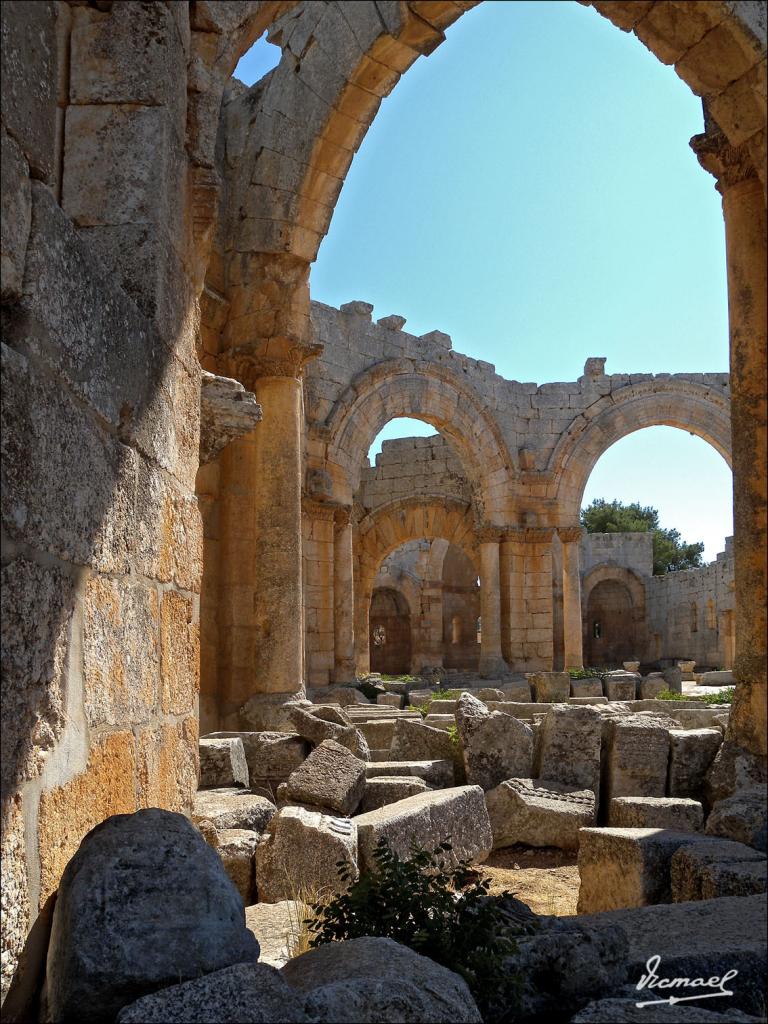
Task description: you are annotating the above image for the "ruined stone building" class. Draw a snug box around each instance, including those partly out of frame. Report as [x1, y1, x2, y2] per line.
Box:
[1, 0, 766, 1013]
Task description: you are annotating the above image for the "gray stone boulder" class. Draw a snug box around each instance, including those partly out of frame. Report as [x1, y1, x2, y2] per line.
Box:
[255, 805, 358, 903]
[571, 997, 762, 1022]
[501, 917, 629, 1023]
[46, 809, 260, 1023]
[486, 778, 595, 851]
[280, 936, 482, 1023]
[389, 717, 454, 763]
[193, 789, 277, 833]
[355, 786, 493, 871]
[117, 963, 308, 1022]
[283, 739, 366, 816]
[455, 691, 533, 790]
[671, 840, 767, 901]
[198, 736, 249, 789]
[705, 785, 768, 852]
[637, 677, 667, 699]
[288, 705, 370, 761]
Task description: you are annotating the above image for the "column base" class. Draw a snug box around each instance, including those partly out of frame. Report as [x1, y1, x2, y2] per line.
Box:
[229, 691, 308, 732]
[479, 655, 510, 679]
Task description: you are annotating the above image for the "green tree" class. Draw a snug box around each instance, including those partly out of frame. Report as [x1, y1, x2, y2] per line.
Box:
[580, 498, 704, 575]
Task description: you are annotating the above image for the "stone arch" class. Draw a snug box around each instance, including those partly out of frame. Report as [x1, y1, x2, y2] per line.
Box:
[323, 359, 515, 517]
[582, 564, 647, 667]
[224, 1, 765, 267]
[552, 380, 732, 521]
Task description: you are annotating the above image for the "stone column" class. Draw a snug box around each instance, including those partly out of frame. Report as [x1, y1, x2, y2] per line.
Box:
[354, 575, 374, 676]
[218, 344, 319, 727]
[416, 582, 445, 671]
[693, 126, 767, 758]
[478, 527, 509, 677]
[302, 498, 336, 688]
[333, 505, 356, 683]
[559, 526, 584, 671]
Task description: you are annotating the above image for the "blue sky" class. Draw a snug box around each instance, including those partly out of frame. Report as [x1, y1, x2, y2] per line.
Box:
[235, 1, 733, 561]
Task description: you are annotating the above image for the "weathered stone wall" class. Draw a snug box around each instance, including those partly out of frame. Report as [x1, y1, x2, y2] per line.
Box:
[646, 539, 736, 669]
[359, 435, 471, 510]
[581, 532, 654, 578]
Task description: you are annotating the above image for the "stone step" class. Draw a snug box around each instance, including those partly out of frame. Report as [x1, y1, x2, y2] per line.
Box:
[356, 720, 395, 747]
[368, 748, 390, 761]
[422, 714, 454, 731]
[365, 760, 454, 788]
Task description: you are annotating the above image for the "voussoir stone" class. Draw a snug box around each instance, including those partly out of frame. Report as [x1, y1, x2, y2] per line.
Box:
[284, 739, 366, 816]
[486, 778, 596, 851]
[117, 963, 309, 1023]
[455, 691, 533, 790]
[199, 736, 249, 789]
[46, 809, 260, 1023]
[280, 936, 482, 1023]
[355, 785, 492, 871]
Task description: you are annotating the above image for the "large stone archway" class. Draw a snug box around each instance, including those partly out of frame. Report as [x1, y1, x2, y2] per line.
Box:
[582, 564, 648, 668]
[551, 379, 733, 520]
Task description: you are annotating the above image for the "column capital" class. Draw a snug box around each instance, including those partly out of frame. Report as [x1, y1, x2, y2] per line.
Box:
[690, 129, 759, 195]
[301, 495, 338, 522]
[502, 525, 556, 543]
[476, 524, 504, 543]
[557, 525, 584, 544]
[224, 339, 323, 388]
[333, 504, 354, 527]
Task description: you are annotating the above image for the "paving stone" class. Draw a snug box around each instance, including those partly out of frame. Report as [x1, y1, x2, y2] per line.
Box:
[486, 778, 596, 851]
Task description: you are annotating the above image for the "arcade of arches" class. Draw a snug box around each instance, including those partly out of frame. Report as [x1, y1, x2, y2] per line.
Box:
[1, 0, 766, 1010]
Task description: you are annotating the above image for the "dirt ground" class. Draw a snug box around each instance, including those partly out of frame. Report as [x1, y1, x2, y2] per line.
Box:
[479, 845, 580, 917]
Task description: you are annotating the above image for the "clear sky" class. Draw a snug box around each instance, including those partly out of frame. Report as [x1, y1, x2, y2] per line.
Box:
[235, 1, 733, 561]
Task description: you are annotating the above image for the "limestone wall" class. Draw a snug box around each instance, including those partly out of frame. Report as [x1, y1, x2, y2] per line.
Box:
[581, 532, 654, 578]
[358, 435, 471, 510]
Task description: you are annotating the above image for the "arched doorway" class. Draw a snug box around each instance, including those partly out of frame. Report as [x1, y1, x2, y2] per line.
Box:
[586, 579, 636, 668]
[370, 588, 412, 675]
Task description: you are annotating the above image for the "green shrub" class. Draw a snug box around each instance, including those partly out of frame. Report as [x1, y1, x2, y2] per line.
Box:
[656, 687, 734, 705]
[307, 839, 529, 1020]
[567, 667, 604, 679]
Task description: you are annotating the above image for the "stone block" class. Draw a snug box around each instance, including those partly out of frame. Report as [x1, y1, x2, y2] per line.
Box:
[1, 556, 72, 792]
[476, 687, 505, 700]
[0, 794, 29, 1006]
[705, 740, 768, 806]
[570, 678, 603, 698]
[193, 789, 276, 833]
[486, 778, 595, 851]
[1, 129, 31, 300]
[280, 937, 481, 1024]
[668, 729, 722, 801]
[604, 677, 637, 701]
[287, 706, 369, 761]
[45, 809, 259, 1023]
[323, 686, 370, 705]
[245, 902, 302, 969]
[706, 786, 767, 852]
[255, 806, 358, 903]
[199, 738, 249, 790]
[357, 719, 395, 748]
[377, 692, 402, 707]
[535, 705, 602, 795]
[603, 717, 670, 805]
[390, 718, 454, 764]
[355, 786, 492, 871]
[529, 671, 570, 702]
[407, 688, 434, 705]
[1, 343, 137, 574]
[284, 739, 366, 816]
[455, 692, 533, 791]
[137, 718, 198, 816]
[217, 829, 259, 905]
[486, 701, 553, 719]
[159, 590, 199, 716]
[360, 776, 429, 812]
[569, 696, 609, 705]
[638, 677, 666, 699]
[500, 681, 533, 701]
[699, 670, 735, 685]
[671, 708, 729, 730]
[364, 760, 454, 787]
[577, 828, 715, 913]
[0, 1, 57, 180]
[608, 797, 704, 831]
[117, 963, 308, 1023]
[207, 731, 310, 791]
[671, 841, 767, 902]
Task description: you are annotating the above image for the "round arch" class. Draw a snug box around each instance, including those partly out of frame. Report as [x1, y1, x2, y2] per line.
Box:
[551, 380, 732, 521]
[582, 563, 648, 667]
[323, 359, 515, 516]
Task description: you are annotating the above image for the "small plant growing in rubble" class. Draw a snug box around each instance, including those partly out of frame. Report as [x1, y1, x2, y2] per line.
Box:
[657, 687, 734, 704]
[306, 838, 532, 1020]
